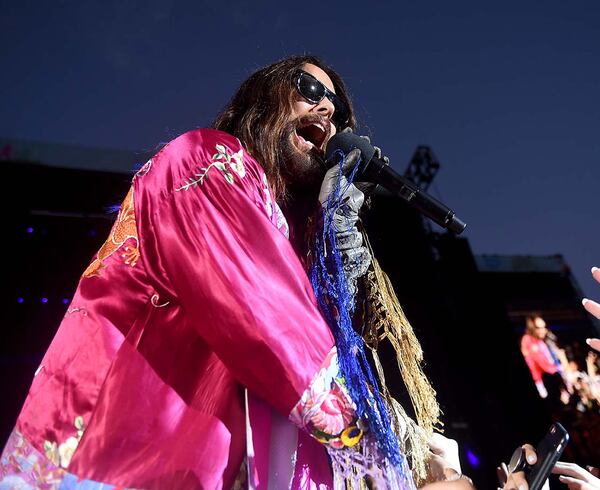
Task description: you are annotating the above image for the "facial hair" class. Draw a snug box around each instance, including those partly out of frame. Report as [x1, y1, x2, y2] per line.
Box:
[279, 115, 331, 196]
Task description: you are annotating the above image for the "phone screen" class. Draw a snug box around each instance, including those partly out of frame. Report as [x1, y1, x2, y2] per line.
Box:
[527, 423, 569, 490]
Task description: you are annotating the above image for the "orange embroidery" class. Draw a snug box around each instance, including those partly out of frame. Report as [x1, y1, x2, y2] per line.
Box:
[83, 187, 139, 278]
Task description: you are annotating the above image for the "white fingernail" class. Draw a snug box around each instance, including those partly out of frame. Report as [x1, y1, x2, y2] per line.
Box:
[592, 266, 599, 273]
[583, 298, 589, 306]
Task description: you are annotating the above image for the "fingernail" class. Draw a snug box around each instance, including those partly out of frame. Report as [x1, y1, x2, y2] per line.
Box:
[518, 485, 526, 490]
[583, 298, 589, 306]
[587, 338, 593, 345]
[526, 453, 536, 464]
[592, 266, 599, 274]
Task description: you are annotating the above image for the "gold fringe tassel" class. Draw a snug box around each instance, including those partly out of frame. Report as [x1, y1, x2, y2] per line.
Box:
[362, 234, 443, 485]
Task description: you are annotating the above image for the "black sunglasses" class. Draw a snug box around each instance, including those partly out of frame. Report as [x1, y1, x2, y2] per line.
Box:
[294, 70, 350, 129]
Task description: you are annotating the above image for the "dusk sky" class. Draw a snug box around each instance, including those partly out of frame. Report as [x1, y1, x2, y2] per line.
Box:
[2, 1, 599, 298]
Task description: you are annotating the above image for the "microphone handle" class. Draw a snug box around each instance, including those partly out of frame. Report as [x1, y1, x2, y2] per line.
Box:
[361, 157, 467, 235]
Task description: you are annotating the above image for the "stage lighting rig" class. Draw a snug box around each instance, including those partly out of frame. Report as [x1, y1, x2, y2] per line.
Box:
[403, 145, 440, 191]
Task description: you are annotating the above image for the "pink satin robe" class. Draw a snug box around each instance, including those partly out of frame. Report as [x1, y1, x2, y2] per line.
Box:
[1, 129, 344, 489]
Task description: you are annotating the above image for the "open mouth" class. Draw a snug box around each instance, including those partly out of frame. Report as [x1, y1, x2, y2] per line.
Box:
[294, 121, 328, 153]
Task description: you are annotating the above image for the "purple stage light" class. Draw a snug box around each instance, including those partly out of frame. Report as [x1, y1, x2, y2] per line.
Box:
[466, 449, 480, 468]
[26, 227, 34, 234]
[17, 297, 24, 303]
[62, 298, 69, 304]
[41, 297, 48, 304]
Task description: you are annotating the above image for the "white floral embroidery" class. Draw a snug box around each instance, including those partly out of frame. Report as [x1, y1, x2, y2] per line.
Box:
[261, 172, 289, 238]
[43, 416, 85, 469]
[65, 307, 88, 317]
[228, 147, 246, 178]
[273, 202, 289, 239]
[261, 173, 273, 218]
[176, 144, 246, 190]
[134, 158, 153, 179]
[57, 437, 79, 468]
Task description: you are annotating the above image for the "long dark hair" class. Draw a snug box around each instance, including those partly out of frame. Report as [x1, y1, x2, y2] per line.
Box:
[212, 55, 356, 200]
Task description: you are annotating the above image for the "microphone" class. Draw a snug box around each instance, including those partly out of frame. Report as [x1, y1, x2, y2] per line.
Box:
[325, 131, 467, 235]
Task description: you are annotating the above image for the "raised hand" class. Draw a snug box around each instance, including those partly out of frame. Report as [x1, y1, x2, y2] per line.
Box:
[552, 462, 600, 489]
[497, 444, 549, 490]
[582, 267, 600, 353]
[428, 433, 462, 479]
[582, 267, 600, 320]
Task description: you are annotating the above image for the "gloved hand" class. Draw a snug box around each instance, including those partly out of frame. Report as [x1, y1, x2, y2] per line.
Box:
[359, 134, 390, 200]
[318, 146, 371, 296]
[336, 128, 390, 202]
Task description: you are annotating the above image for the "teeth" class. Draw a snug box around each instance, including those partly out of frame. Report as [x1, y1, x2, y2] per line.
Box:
[295, 121, 328, 152]
[301, 122, 325, 133]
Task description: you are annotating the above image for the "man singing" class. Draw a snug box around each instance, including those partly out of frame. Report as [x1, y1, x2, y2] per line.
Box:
[1, 55, 461, 489]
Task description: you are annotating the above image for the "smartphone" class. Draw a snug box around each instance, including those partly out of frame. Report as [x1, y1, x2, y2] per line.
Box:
[526, 422, 569, 490]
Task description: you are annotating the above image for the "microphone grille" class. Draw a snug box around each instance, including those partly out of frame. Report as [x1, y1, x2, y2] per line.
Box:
[325, 131, 376, 163]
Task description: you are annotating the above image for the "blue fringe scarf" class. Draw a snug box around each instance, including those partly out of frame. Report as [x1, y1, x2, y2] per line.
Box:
[309, 151, 407, 470]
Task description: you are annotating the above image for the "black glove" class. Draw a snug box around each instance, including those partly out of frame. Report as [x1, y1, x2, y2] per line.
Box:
[337, 128, 390, 204]
[319, 146, 372, 296]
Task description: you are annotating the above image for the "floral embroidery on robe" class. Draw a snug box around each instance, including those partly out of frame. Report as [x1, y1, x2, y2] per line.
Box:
[176, 143, 245, 190]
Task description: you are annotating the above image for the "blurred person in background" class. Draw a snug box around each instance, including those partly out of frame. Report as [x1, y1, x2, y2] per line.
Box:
[521, 315, 566, 401]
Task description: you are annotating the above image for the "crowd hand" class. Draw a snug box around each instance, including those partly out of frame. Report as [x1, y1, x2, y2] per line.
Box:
[319, 146, 372, 290]
[424, 433, 476, 489]
[587, 338, 600, 353]
[497, 444, 549, 490]
[582, 267, 600, 353]
[582, 267, 600, 321]
[552, 462, 600, 489]
[428, 432, 463, 479]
